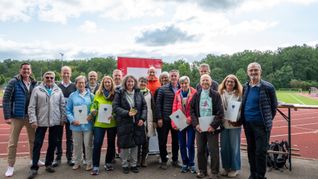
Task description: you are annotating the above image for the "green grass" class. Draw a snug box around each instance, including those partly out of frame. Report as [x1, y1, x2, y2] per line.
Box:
[0, 88, 3, 98]
[277, 91, 318, 105]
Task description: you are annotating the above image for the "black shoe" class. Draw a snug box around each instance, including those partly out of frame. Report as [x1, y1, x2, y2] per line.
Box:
[196, 171, 208, 178]
[45, 166, 55, 173]
[115, 153, 120, 158]
[160, 162, 168, 170]
[52, 159, 61, 167]
[131, 166, 139, 173]
[104, 163, 114, 171]
[122, 167, 129, 174]
[28, 170, 38, 179]
[67, 160, 75, 166]
[171, 160, 182, 168]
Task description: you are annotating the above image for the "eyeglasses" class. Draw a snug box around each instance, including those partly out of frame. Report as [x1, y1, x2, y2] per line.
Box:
[226, 81, 235, 84]
[45, 76, 54, 80]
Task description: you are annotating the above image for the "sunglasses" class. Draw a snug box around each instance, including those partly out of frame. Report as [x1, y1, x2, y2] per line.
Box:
[45, 76, 54, 80]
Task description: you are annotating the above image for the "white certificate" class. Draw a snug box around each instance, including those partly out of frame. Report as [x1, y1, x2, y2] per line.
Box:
[169, 109, 188, 131]
[97, 104, 112, 124]
[199, 116, 215, 132]
[74, 105, 88, 124]
[224, 101, 241, 122]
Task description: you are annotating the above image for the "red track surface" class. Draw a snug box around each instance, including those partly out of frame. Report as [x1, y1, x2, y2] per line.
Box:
[1, 106, 318, 159]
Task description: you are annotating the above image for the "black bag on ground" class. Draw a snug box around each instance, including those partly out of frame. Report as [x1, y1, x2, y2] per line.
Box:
[267, 140, 289, 170]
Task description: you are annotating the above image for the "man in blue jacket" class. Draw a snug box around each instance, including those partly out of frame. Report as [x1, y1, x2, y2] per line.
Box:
[241, 62, 278, 179]
[2, 63, 43, 177]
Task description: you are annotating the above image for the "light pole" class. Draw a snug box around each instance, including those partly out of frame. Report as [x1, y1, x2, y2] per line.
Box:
[60, 52, 64, 67]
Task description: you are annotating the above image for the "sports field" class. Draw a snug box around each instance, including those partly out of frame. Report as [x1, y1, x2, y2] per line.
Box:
[277, 91, 318, 105]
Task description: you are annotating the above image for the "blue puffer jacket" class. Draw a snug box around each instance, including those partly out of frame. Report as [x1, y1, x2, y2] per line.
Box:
[241, 80, 278, 130]
[2, 75, 37, 120]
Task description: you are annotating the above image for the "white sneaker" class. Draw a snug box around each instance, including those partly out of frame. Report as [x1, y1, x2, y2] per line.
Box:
[5, 166, 14, 177]
[220, 169, 229, 176]
[30, 160, 45, 166]
[228, 170, 240, 177]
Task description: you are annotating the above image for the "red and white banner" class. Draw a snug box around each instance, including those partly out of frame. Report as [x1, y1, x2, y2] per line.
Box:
[117, 56, 162, 79]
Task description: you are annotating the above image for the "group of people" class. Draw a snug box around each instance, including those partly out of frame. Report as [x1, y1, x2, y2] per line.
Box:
[2, 61, 277, 179]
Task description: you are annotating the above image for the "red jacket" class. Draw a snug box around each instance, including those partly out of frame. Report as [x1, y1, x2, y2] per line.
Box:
[171, 87, 197, 129]
[147, 76, 161, 95]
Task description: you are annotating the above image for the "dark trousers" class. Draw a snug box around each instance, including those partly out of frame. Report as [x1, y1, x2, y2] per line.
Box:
[138, 137, 149, 161]
[92, 127, 117, 167]
[55, 122, 73, 161]
[31, 126, 59, 170]
[157, 120, 179, 163]
[196, 131, 219, 174]
[244, 121, 270, 179]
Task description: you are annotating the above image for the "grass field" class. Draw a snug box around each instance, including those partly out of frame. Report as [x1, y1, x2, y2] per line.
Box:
[277, 91, 318, 105]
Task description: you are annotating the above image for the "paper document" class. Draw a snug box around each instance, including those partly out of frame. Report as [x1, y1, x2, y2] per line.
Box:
[97, 104, 112, 124]
[169, 109, 188, 131]
[199, 116, 215, 132]
[224, 101, 241, 122]
[74, 105, 88, 124]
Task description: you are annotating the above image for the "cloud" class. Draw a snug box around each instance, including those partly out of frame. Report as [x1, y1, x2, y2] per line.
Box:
[163, 0, 244, 10]
[135, 25, 196, 46]
[79, 20, 98, 33]
[0, 0, 35, 22]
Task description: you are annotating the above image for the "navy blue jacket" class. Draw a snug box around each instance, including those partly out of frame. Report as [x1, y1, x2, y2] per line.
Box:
[241, 80, 278, 130]
[2, 75, 37, 120]
[155, 83, 180, 123]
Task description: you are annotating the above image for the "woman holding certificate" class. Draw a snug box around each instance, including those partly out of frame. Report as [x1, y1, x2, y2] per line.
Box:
[171, 76, 197, 173]
[190, 74, 224, 179]
[113, 75, 147, 174]
[89, 76, 117, 175]
[66, 75, 94, 171]
[218, 74, 243, 178]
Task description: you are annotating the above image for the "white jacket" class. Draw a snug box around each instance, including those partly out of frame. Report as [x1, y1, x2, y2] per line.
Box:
[28, 83, 66, 127]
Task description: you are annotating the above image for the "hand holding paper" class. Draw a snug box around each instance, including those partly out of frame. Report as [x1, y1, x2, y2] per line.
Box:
[97, 104, 112, 124]
[169, 109, 188, 131]
[74, 105, 88, 124]
[198, 116, 215, 132]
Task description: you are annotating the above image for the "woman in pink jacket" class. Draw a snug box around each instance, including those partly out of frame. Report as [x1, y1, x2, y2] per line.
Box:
[171, 76, 197, 174]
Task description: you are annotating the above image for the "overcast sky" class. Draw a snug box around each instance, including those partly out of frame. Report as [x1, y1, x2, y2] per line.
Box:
[0, 0, 318, 62]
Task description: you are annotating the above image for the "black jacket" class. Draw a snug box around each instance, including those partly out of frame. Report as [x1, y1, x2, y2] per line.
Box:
[113, 88, 147, 148]
[190, 88, 224, 134]
[155, 83, 180, 122]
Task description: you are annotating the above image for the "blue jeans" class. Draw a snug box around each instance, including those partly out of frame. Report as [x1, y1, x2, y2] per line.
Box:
[178, 125, 195, 167]
[31, 126, 59, 170]
[244, 121, 270, 179]
[220, 128, 241, 170]
[92, 127, 117, 167]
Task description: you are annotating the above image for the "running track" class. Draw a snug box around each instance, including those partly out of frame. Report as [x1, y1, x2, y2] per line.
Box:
[0, 107, 318, 159]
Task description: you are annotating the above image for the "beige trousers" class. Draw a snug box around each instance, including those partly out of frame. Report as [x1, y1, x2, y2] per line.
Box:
[7, 118, 35, 166]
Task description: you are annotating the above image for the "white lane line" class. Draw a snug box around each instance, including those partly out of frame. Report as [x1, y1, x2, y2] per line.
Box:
[288, 94, 305, 104]
[271, 130, 318, 138]
[272, 122, 318, 129]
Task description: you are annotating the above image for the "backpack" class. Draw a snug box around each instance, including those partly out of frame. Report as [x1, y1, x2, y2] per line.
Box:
[267, 140, 289, 170]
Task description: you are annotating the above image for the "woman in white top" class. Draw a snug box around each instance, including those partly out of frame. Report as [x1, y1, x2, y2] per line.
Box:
[218, 74, 243, 178]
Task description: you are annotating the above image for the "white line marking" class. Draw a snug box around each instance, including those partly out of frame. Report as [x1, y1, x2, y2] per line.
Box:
[288, 94, 305, 104]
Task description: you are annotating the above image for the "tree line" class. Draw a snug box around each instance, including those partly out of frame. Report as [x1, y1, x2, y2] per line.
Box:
[0, 44, 317, 90]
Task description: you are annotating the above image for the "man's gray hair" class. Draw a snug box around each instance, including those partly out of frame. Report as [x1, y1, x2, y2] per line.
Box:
[247, 62, 262, 71]
[199, 63, 210, 72]
[159, 71, 169, 79]
[42, 71, 55, 79]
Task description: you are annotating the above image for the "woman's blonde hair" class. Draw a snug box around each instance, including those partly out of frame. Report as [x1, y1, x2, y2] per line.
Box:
[96, 75, 115, 100]
[218, 74, 243, 97]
